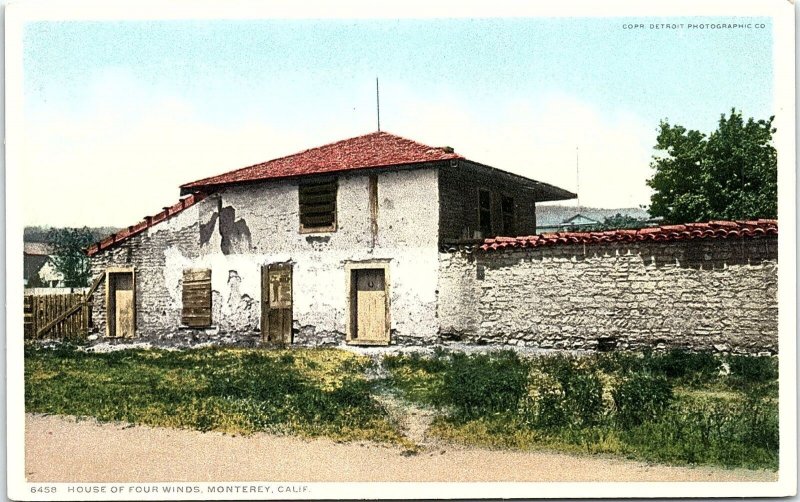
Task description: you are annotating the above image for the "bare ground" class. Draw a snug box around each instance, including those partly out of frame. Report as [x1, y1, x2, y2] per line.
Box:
[25, 414, 777, 483]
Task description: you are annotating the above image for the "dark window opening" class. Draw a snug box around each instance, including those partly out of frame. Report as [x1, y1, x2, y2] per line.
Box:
[478, 189, 492, 237]
[299, 179, 337, 232]
[501, 195, 515, 235]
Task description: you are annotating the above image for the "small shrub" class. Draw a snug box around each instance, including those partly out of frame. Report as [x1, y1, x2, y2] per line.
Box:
[599, 350, 722, 386]
[441, 351, 529, 421]
[645, 350, 721, 384]
[740, 394, 780, 451]
[530, 386, 567, 429]
[567, 372, 605, 427]
[613, 373, 673, 429]
[621, 395, 778, 469]
[529, 356, 605, 429]
[595, 351, 645, 375]
[727, 355, 778, 389]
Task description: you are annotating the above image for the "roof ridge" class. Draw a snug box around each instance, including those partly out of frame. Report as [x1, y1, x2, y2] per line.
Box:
[181, 130, 455, 189]
[180, 131, 380, 188]
[86, 192, 207, 256]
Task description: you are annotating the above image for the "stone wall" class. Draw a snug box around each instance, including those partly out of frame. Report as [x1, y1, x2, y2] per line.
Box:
[438, 161, 538, 242]
[88, 202, 235, 346]
[437, 237, 778, 354]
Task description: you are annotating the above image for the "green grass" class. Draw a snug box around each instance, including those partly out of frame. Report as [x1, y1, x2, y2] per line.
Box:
[382, 350, 448, 405]
[25, 344, 779, 470]
[383, 349, 779, 470]
[25, 344, 404, 444]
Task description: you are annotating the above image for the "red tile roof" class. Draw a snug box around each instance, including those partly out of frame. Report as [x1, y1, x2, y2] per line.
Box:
[181, 131, 463, 189]
[86, 192, 207, 257]
[480, 220, 778, 251]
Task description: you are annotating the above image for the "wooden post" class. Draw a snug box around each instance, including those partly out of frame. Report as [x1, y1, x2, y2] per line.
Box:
[23, 296, 31, 339]
[369, 175, 379, 248]
[82, 300, 89, 335]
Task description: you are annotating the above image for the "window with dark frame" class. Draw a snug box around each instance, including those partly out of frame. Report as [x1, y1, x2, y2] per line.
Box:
[299, 179, 337, 232]
[182, 268, 211, 327]
[478, 189, 492, 237]
[501, 195, 515, 235]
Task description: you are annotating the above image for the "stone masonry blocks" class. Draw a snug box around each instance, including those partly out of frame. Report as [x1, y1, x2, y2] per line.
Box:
[437, 237, 779, 354]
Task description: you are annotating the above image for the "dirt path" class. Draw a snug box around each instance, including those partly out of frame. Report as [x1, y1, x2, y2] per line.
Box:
[373, 393, 437, 449]
[25, 414, 776, 483]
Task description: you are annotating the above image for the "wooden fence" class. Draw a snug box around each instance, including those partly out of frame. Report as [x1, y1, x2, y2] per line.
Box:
[24, 293, 89, 339]
[24, 275, 104, 340]
[24, 287, 89, 296]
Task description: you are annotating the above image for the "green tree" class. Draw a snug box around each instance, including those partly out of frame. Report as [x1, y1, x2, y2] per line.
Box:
[601, 213, 647, 230]
[647, 109, 777, 224]
[48, 227, 95, 287]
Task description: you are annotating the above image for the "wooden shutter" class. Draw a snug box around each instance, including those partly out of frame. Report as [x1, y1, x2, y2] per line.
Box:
[299, 180, 337, 231]
[182, 269, 211, 327]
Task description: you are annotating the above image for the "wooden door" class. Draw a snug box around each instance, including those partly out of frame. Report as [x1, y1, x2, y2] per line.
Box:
[112, 272, 134, 338]
[355, 269, 388, 343]
[262, 263, 293, 344]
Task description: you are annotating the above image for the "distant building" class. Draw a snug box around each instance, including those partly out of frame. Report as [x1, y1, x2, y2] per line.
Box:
[537, 212, 601, 233]
[23, 243, 64, 287]
[536, 206, 659, 233]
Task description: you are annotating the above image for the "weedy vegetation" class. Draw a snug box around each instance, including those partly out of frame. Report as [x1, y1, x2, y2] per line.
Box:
[26, 344, 778, 470]
[382, 349, 779, 470]
[25, 344, 404, 444]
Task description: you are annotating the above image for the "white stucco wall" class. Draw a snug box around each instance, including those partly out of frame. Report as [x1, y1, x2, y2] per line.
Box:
[162, 167, 441, 341]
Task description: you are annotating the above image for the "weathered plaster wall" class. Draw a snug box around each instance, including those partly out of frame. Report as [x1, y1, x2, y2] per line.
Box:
[88, 167, 441, 346]
[438, 161, 539, 242]
[200, 168, 440, 342]
[437, 249, 482, 338]
[88, 202, 215, 345]
[438, 237, 778, 354]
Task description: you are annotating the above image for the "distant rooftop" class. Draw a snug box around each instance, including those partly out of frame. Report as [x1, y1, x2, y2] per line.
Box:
[537, 205, 653, 228]
[24, 242, 53, 256]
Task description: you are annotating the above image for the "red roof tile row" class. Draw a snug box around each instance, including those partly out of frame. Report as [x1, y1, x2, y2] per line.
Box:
[181, 131, 463, 189]
[86, 193, 207, 257]
[480, 220, 778, 251]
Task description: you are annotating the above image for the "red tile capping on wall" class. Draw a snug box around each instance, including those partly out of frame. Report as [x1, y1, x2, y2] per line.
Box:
[85, 192, 207, 257]
[480, 219, 778, 251]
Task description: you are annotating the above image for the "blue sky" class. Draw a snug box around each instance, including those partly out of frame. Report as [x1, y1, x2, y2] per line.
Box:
[21, 17, 774, 226]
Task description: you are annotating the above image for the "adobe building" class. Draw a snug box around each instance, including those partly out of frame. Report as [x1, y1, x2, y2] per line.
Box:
[87, 132, 574, 347]
[86, 131, 778, 354]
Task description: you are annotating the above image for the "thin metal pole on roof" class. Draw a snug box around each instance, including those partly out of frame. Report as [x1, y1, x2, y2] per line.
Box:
[376, 77, 381, 132]
[576, 146, 580, 213]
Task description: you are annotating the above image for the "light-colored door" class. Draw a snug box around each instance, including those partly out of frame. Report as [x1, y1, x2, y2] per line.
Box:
[355, 269, 387, 343]
[113, 273, 134, 338]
